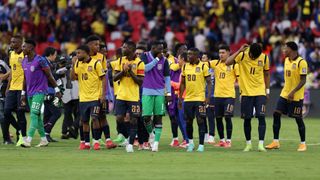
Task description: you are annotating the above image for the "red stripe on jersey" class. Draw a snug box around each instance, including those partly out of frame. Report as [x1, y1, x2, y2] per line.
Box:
[137, 69, 144, 74]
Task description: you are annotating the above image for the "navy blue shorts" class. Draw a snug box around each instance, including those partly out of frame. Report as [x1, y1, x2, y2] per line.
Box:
[241, 96, 266, 119]
[4, 90, 28, 111]
[184, 101, 207, 120]
[275, 97, 303, 118]
[79, 101, 100, 122]
[115, 100, 141, 117]
[214, 97, 235, 118]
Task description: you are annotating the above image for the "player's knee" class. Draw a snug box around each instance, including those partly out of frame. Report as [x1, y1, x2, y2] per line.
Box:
[4, 108, 12, 116]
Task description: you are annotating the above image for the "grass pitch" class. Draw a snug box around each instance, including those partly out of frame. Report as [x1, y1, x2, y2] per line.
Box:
[0, 116, 319, 180]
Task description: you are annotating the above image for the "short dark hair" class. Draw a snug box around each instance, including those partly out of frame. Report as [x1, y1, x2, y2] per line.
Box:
[86, 35, 101, 44]
[124, 41, 136, 51]
[24, 39, 36, 47]
[77, 45, 90, 54]
[136, 41, 148, 51]
[188, 47, 200, 53]
[160, 40, 167, 49]
[174, 43, 186, 53]
[249, 43, 262, 59]
[12, 35, 23, 40]
[43, 47, 57, 57]
[180, 52, 187, 61]
[286, 41, 298, 51]
[218, 44, 230, 51]
[150, 41, 163, 48]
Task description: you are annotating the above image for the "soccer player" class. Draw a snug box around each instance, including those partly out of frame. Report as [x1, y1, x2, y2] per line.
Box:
[86, 35, 116, 149]
[71, 44, 106, 150]
[167, 43, 189, 147]
[208, 44, 239, 148]
[20, 39, 62, 148]
[179, 48, 212, 152]
[201, 53, 215, 144]
[226, 43, 270, 152]
[141, 41, 171, 152]
[113, 41, 145, 152]
[265, 42, 308, 152]
[4, 35, 27, 146]
[42, 47, 62, 142]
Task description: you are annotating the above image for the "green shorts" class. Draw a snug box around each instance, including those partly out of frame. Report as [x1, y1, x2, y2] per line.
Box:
[28, 94, 45, 115]
[142, 95, 165, 116]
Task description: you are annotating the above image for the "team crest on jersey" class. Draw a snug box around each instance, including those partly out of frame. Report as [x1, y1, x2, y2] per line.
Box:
[30, 66, 35, 72]
[292, 64, 297, 69]
[227, 66, 231, 72]
[18, 57, 23, 63]
[88, 66, 93, 72]
[132, 64, 137, 70]
[157, 64, 163, 70]
[258, 60, 263, 66]
[195, 67, 200, 72]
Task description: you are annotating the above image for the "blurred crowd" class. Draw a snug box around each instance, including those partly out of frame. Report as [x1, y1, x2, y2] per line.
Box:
[1, 0, 320, 88]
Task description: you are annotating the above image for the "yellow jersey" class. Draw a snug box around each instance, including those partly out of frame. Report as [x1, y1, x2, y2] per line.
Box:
[91, 52, 107, 70]
[109, 59, 120, 96]
[235, 49, 269, 96]
[115, 56, 145, 102]
[74, 59, 105, 102]
[9, 51, 24, 90]
[280, 56, 308, 101]
[167, 54, 180, 71]
[209, 60, 239, 98]
[182, 61, 210, 102]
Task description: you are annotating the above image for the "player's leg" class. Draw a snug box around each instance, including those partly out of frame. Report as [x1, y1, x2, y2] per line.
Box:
[184, 102, 195, 152]
[115, 100, 129, 147]
[290, 100, 306, 151]
[79, 102, 91, 150]
[266, 97, 287, 149]
[0, 99, 11, 144]
[61, 101, 72, 139]
[35, 95, 49, 147]
[196, 102, 207, 152]
[16, 91, 27, 141]
[142, 95, 155, 144]
[254, 96, 267, 152]
[126, 102, 141, 152]
[241, 96, 254, 152]
[90, 102, 102, 150]
[177, 100, 188, 147]
[152, 95, 166, 152]
[99, 101, 116, 149]
[168, 106, 179, 146]
[215, 98, 225, 147]
[4, 91, 21, 140]
[224, 98, 235, 147]
[43, 99, 61, 142]
[206, 97, 215, 144]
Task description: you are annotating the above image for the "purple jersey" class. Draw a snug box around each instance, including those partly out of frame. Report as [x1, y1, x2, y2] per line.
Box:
[142, 52, 167, 89]
[22, 55, 49, 96]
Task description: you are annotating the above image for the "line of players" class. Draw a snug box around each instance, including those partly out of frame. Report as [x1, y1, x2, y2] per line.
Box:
[2, 34, 308, 152]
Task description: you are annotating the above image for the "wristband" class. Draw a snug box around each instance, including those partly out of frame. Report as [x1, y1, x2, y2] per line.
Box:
[21, 91, 26, 96]
[166, 93, 172, 96]
[266, 89, 270, 95]
[54, 87, 60, 93]
[155, 57, 160, 61]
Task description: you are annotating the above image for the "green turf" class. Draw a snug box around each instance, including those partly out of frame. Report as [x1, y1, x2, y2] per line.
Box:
[0, 116, 319, 180]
